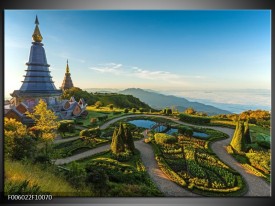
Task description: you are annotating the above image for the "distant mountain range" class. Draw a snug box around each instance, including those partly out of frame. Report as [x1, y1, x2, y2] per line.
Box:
[119, 88, 231, 115]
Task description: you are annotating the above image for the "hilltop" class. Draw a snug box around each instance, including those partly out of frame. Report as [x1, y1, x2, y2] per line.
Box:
[61, 87, 152, 110]
[120, 88, 231, 115]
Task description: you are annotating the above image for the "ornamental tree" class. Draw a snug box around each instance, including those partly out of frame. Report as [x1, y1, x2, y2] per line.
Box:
[26, 99, 59, 154]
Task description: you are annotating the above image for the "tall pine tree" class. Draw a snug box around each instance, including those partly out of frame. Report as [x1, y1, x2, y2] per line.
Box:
[110, 125, 125, 154]
[124, 127, 135, 153]
[230, 121, 245, 152]
[110, 123, 136, 155]
[244, 120, 251, 144]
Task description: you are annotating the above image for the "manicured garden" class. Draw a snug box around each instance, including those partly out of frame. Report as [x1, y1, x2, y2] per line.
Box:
[64, 150, 163, 196]
[146, 127, 246, 196]
[51, 138, 109, 159]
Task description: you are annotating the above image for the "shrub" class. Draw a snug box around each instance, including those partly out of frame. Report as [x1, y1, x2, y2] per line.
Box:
[58, 120, 75, 134]
[80, 128, 101, 138]
[124, 108, 129, 113]
[230, 121, 245, 152]
[113, 111, 122, 115]
[108, 104, 114, 110]
[95, 101, 103, 108]
[90, 118, 97, 125]
[8, 136, 37, 160]
[110, 123, 135, 157]
[184, 128, 193, 137]
[80, 129, 90, 138]
[66, 162, 87, 189]
[132, 108, 137, 113]
[154, 133, 177, 145]
[86, 164, 109, 196]
[179, 113, 210, 124]
[34, 154, 51, 164]
[111, 150, 132, 162]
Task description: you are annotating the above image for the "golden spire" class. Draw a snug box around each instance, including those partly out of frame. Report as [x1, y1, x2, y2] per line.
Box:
[66, 59, 70, 73]
[32, 15, 43, 42]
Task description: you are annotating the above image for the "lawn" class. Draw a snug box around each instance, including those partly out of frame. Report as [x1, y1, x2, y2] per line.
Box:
[4, 159, 93, 196]
[249, 124, 270, 143]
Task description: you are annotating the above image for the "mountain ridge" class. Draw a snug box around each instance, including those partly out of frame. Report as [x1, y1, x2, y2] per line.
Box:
[119, 88, 231, 115]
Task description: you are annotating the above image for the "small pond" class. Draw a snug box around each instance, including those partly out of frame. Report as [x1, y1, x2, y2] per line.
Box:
[128, 119, 156, 129]
[128, 119, 209, 139]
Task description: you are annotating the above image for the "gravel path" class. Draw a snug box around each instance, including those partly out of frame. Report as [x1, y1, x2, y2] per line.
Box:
[54, 144, 110, 165]
[135, 133, 199, 196]
[53, 114, 270, 196]
[53, 136, 79, 144]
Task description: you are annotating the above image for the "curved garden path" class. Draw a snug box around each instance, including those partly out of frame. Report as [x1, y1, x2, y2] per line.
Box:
[54, 114, 270, 196]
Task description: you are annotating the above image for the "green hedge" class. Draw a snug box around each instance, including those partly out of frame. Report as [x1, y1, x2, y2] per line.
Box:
[58, 120, 75, 134]
[179, 114, 211, 124]
[151, 142, 187, 187]
[80, 127, 101, 138]
[154, 133, 177, 145]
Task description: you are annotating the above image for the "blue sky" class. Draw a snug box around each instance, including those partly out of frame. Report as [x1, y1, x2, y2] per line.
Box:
[5, 10, 271, 98]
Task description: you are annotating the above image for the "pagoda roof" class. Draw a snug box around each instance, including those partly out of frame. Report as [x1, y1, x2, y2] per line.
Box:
[15, 16, 61, 97]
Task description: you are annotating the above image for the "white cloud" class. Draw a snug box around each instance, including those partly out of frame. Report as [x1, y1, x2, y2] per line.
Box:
[89, 62, 206, 86]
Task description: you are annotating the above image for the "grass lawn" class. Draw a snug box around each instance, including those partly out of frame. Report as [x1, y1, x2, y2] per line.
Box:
[249, 124, 270, 143]
[4, 159, 93, 196]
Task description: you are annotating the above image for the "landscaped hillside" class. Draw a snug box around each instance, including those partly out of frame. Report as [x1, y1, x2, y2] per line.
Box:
[119, 88, 231, 115]
[61, 87, 152, 110]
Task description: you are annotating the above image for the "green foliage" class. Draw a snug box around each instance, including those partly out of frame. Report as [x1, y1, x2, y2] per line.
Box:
[86, 165, 109, 196]
[154, 133, 177, 145]
[152, 127, 244, 195]
[162, 108, 172, 115]
[230, 121, 245, 152]
[246, 150, 270, 175]
[113, 111, 122, 115]
[185, 128, 193, 137]
[108, 104, 114, 110]
[79, 129, 90, 138]
[124, 108, 129, 113]
[110, 123, 136, 158]
[239, 110, 270, 126]
[26, 99, 59, 142]
[184, 107, 196, 115]
[179, 113, 211, 124]
[95, 101, 103, 108]
[51, 138, 108, 159]
[58, 120, 75, 135]
[61, 87, 96, 105]
[80, 128, 101, 139]
[244, 121, 251, 144]
[110, 126, 125, 155]
[124, 127, 135, 153]
[4, 118, 36, 160]
[5, 159, 80, 195]
[5, 180, 43, 195]
[66, 162, 87, 189]
[97, 115, 108, 122]
[81, 155, 162, 196]
[132, 108, 137, 113]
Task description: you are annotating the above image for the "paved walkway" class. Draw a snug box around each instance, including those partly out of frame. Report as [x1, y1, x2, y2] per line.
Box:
[135, 133, 199, 196]
[53, 114, 270, 196]
[54, 144, 110, 165]
[53, 136, 79, 144]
